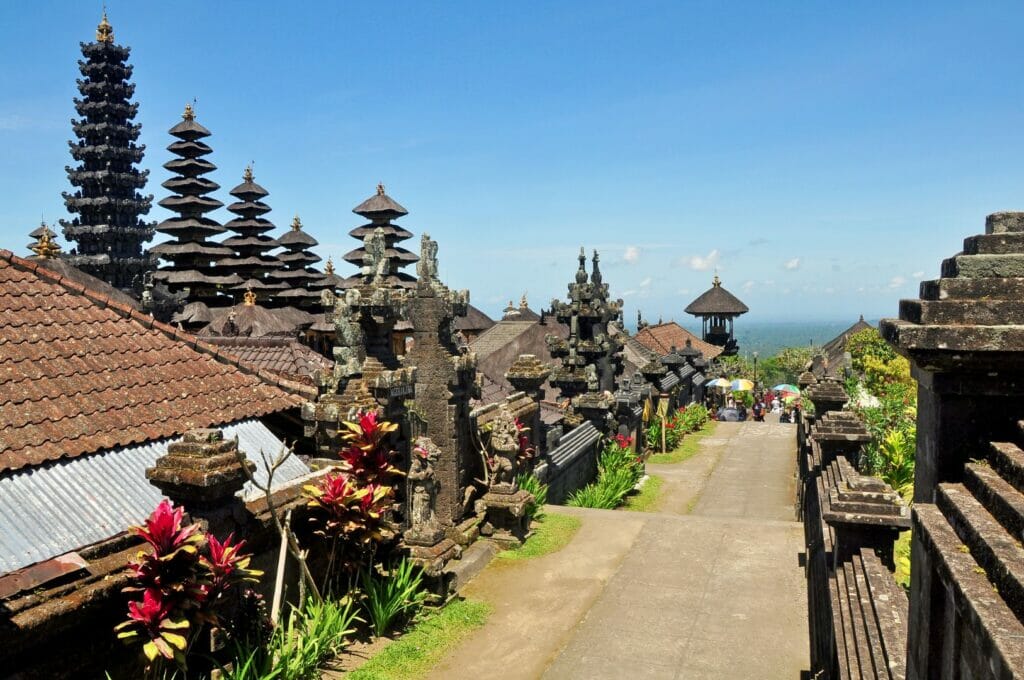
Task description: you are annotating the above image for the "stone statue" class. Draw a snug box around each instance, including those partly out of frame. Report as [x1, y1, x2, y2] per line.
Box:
[363, 227, 388, 282]
[407, 437, 441, 540]
[487, 406, 520, 492]
[417, 232, 439, 282]
[586, 363, 599, 392]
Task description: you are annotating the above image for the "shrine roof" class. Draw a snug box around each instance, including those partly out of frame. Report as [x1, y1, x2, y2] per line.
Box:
[0, 250, 308, 474]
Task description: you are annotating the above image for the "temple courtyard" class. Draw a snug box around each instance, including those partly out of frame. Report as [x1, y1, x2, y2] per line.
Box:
[338, 420, 808, 679]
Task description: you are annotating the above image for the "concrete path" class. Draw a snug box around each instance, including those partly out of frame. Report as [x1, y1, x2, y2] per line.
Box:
[426, 421, 808, 680]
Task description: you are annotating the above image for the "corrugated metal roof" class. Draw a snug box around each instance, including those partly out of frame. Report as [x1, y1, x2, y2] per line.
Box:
[0, 419, 309, 575]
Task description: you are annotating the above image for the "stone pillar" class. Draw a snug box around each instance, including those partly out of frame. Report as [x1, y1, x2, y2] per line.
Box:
[505, 353, 550, 457]
[146, 428, 253, 536]
[881, 211, 1024, 679]
[881, 211, 1024, 503]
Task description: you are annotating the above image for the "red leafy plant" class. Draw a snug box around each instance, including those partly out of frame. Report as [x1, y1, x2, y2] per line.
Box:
[337, 410, 403, 484]
[115, 500, 262, 672]
[305, 412, 402, 573]
[514, 417, 535, 466]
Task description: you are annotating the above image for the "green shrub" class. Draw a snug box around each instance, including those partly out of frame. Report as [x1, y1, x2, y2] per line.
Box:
[360, 558, 427, 638]
[219, 595, 358, 680]
[567, 439, 644, 509]
[517, 473, 548, 521]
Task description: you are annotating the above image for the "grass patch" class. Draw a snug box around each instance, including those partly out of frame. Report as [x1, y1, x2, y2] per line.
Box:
[648, 421, 717, 464]
[894, 529, 912, 591]
[497, 513, 582, 561]
[348, 599, 492, 680]
[621, 475, 663, 513]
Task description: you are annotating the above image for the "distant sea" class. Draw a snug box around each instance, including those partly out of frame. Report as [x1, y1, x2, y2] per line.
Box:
[678, 320, 881, 358]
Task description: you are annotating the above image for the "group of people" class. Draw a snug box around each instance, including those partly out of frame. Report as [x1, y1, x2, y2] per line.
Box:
[707, 389, 801, 423]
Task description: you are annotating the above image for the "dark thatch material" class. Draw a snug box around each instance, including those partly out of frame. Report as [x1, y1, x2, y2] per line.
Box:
[455, 304, 495, 332]
[684, 276, 749, 316]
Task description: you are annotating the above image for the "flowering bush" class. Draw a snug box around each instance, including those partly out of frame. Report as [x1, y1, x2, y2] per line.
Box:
[115, 500, 262, 671]
[644, 403, 710, 452]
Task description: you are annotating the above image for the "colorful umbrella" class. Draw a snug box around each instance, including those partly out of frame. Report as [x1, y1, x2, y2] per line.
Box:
[731, 379, 754, 392]
[773, 384, 799, 393]
[706, 378, 732, 389]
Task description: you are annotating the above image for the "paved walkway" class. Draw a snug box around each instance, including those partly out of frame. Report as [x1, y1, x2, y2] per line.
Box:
[426, 421, 808, 680]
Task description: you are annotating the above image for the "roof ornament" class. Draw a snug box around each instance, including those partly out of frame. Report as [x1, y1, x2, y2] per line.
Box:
[324, 256, 335, 275]
[591, 249, 603, 286]
[376, 182, 386, 196]
[96, 9, 114, 44]
[712, 273, 721, 287]
[291, 214, 302, 231]
[520, 293, 528, 310]
[182, 102, 195, 121]
[243, 164, 254, 182]
[30, 223, 62, 259]
[243, 287, 256, 306]
[575, 246, 588, 284]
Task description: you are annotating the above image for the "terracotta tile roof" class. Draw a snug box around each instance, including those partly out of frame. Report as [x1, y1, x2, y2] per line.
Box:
[634, 322, 723, 360]
[204, 337, 333, 385]
[0, 250, 311, 474]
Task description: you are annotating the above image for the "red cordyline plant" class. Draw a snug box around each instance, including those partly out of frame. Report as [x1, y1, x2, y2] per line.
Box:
[115, 500, 262, 672]
[612, 433, 634, 451]
[305, 411, 402, 573]
[337, 410, 403, 484]
[514, 417, 535, 466]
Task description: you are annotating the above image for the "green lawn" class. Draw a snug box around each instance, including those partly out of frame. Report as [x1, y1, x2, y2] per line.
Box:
[620, 475, 663, 513]
[647, 422, 717, 464]
[348, 599, 492, 680]
[497, 513, 582, 561]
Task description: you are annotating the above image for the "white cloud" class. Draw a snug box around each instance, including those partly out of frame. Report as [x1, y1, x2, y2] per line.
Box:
[687, 249, 720, 271]
[912, 271, 925, 279]
[783, 257, 801, 271]
[623, 246, 640, 264]
[639, 276, 652, 288]
[888, 276, 906, 289]
[676, 288, 690, 295]
[742, 280, 755, 292]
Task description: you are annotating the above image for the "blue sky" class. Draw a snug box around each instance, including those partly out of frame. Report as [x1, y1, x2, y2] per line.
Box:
[3, 1, 1024, 323]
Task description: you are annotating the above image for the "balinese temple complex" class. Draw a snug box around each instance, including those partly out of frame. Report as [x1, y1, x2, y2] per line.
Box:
[684, 274, 748, 356]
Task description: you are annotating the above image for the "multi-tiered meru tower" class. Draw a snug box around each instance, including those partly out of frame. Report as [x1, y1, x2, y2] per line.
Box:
[60, 13, 155, 292]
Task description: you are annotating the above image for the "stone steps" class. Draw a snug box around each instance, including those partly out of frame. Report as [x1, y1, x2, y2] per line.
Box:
[935, 483, 1024, 624]
[963, 233, 1024, 255]
[913, 504, 1024, 670]
[918, 276, 1024, 301]
[963, 463, 1024, 551]
[990, 441, 1024, 493]
[941, 253, 1024, 279]
[899, 299, 1024, 326]
[833, 552, 907, 680]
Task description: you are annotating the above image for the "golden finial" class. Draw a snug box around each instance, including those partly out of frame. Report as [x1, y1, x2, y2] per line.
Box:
[712, 274, 721, 287]
[520, 293, 528, 309]
[96, 10, 114, 44]
[31, 224, 62, 260]
[243, 287, 257, 306]
[243, 164, 254, 182]
[376, 182, 385, 196]
[182, 102, 195, 121]
[291, 214, 302, 231]
[325, 257, 335, 275]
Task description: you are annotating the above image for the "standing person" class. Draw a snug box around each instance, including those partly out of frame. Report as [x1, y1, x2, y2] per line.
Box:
[737, 402, 748, 422]
[752, 398, 764, 422]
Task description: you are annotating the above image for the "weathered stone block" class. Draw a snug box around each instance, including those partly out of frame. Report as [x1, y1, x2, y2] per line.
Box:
[986, 211, 1024, 235]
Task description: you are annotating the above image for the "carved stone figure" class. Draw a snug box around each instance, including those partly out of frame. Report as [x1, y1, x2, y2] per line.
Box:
[409, 437, 439, 528]
[363, 227, 388, 281]
[586, 363, 599, 392]
[405, 436, 446, 548]
[487, 406, 520, 493]
[418, 232, 439, 282]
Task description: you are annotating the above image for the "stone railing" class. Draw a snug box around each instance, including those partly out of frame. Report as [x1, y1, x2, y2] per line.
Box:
[798, 386, 912, 680]
[535, 421, 602, 504]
